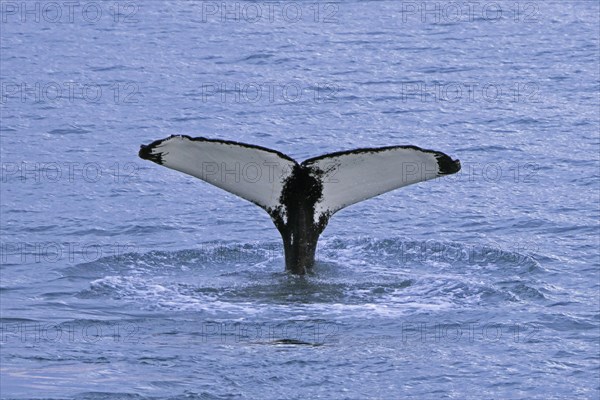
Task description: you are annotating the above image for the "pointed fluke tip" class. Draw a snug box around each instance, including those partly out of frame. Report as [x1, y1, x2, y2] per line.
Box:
[138, 142, 163, 164]
[435, 153, 461, 175]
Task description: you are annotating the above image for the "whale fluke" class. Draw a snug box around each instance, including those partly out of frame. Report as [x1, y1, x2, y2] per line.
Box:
[139, 135, 461, 274]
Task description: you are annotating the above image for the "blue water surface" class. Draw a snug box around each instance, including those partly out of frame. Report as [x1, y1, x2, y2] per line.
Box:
[1, 1, 599, 399]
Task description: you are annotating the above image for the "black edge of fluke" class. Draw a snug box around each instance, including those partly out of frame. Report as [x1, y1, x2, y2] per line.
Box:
[138, 135, 299, 165]
[138, 136, 172, 165]
[435, 152, 461, 175]
[138, 143, 164, 164]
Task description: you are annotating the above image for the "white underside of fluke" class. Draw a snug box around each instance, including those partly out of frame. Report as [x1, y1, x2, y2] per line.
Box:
[303, 147, 448, 222]
[143, 135, 297, 215]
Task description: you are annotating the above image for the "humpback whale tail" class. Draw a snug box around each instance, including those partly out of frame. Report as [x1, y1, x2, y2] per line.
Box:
[139, 135, 461, 274]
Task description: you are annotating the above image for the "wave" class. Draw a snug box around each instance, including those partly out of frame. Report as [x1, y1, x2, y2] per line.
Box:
[67, 237, 551, 317]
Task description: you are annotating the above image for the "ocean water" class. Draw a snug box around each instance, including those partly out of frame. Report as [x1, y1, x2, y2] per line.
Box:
[1, 1, 599, 399]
